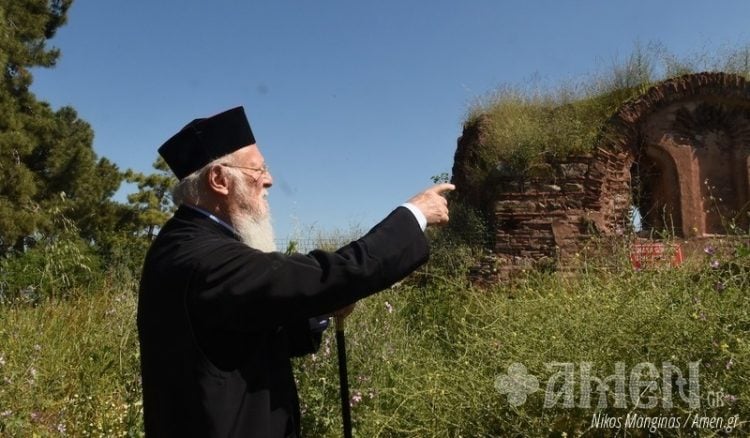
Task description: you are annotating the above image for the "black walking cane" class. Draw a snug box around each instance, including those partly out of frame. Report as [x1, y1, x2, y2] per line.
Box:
[335, 315, 353, 438]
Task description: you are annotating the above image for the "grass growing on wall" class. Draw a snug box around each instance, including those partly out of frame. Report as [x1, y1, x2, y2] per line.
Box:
[461, 43, 750, 188]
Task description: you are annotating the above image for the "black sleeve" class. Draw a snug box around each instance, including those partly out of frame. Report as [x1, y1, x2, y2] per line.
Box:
[187, 206, 428, 332]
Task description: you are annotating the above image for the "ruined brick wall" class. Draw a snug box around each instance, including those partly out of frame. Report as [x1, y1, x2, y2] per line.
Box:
[492, 148, 631, 261]
[455, 72, 750, 282]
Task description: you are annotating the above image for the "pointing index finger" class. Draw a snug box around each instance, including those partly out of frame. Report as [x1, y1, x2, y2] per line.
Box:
[430, 183, 456, 195]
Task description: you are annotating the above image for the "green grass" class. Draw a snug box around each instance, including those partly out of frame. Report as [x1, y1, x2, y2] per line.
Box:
[0, 283, 142, 437]
[294, 236, 749, 437]
[0, 236, 747, 436]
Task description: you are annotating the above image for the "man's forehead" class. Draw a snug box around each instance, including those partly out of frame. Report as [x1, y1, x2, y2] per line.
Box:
[235, 144, 264, 163]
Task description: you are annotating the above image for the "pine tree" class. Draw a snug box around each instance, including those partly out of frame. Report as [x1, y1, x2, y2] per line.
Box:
[124, 157, 177, 240]
[0, 0, 125, 253]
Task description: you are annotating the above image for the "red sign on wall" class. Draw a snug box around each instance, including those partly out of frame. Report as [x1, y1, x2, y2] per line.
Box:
[629, 242, 683, 269]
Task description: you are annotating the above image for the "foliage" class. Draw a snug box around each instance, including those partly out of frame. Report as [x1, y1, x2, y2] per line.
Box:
[0, 0, 175, 282]
[0, 0, 72, 93]
[0, 212, 103, 303]
[0, 229, 747, 436]
[0, 287, 142, 437]
[123, 157, 177, 240]
[0, 0, 127, 253]
[293, 234, 749, 437]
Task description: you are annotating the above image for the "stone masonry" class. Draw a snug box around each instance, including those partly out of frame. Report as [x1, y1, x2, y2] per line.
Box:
[453, 73, 750, 282]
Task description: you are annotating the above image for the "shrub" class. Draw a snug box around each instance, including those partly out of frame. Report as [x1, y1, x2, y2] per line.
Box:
[0, 233, 102, 303]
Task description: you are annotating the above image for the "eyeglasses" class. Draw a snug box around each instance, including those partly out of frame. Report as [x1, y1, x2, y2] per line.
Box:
[220, 163, 270, 180]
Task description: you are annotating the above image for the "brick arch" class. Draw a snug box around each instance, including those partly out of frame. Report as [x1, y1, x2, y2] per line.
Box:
[600, 72, 750, 155]
[595, 72, 750, 237]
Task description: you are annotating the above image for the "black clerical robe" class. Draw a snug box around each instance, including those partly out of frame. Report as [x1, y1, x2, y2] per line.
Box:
[137, 205, 429, 437]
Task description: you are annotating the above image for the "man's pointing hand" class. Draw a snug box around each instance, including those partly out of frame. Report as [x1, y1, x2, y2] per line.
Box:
[407, 183, 455, 227]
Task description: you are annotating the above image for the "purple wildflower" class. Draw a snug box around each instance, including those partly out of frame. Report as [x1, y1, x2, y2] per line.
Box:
[710, 259, 720, 269]
[704, 245, 715, 255]
[724, 394, 738, 404]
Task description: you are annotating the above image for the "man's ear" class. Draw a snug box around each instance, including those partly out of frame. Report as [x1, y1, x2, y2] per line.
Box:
[206, 165, 231, 196]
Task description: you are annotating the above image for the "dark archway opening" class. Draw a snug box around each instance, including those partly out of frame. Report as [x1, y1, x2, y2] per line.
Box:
[630, 148, 683, 237]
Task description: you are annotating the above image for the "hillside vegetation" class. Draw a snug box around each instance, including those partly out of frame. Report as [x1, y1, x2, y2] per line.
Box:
[1, 234, 748, 436]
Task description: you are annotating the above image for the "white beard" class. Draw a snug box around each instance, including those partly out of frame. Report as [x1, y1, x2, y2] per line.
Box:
[228, 171, 277, 252]
[233, 210, 277, 252]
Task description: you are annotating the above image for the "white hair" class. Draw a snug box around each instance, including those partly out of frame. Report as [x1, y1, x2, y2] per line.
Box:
[171, 155, 230, 206]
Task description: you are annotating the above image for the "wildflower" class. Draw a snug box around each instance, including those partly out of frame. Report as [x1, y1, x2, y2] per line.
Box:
[710, 259, 720, 269]
[726, 358, 734, 370]
[0, 410, 11, 418]
[30, 411, 41, 422]
[57, 423, 67, 434]
[30, 367, 38, 379]
[724, 394, 737, 404]
[33, 344, 41, 352]
[714, 282, 726, 292]
[704, 245, 715, 255]
[350, 391, 363, 407]
[384, 301, 393, 314]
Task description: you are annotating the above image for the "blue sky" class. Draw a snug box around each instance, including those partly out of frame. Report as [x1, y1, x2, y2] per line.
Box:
[31, 1, 750, 242]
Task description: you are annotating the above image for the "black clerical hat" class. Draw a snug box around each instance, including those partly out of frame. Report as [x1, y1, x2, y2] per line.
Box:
[158, 106, 256, 180]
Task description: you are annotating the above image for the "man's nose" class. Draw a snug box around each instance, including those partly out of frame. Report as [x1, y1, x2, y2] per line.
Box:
[263, 171, 273, 188]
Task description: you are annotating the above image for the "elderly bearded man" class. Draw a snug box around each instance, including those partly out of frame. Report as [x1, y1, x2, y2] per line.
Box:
[137, 106, 453, 438]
